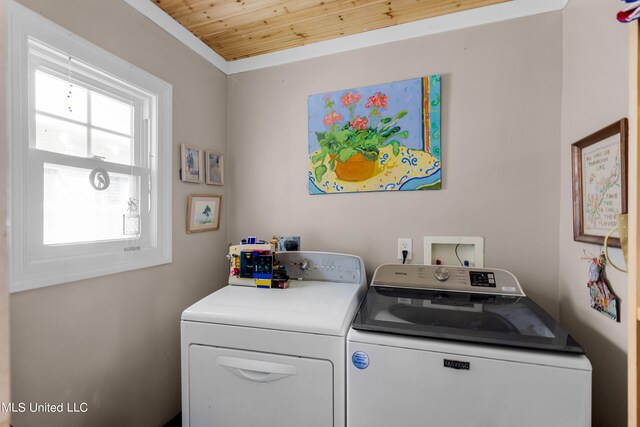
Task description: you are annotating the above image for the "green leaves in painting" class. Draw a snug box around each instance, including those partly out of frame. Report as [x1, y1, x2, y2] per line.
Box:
[311, 89, 412, 182]
[338, 147, 357, 162]
[314, 164, 328, 182]
[311, 147, 328, 164]
[383, 139, 401, 156]
[362, 149, 379, 161]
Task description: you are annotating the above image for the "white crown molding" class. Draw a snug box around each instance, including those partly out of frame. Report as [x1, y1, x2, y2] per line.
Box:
[124, 0, 569, 76]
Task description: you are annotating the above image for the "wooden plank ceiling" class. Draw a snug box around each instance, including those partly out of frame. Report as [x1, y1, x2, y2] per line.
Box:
[154, 0, 510, 61]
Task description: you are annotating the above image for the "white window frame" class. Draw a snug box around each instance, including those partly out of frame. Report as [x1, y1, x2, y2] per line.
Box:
[7, 1, 172, 292]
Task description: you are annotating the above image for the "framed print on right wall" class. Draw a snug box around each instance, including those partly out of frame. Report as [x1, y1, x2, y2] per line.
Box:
[571, 118, 628, 247]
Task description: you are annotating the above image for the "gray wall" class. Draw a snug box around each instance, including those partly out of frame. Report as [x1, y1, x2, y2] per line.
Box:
[227, 13, 564, 317]
[560, 1, 632, 426]
[9, 0, 229, 426]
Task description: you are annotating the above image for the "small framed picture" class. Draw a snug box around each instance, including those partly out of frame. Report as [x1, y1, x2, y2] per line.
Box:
[205, 150, 224, 185]
[571, 118, 628, 247]
[187, 194, 221, 233]
[181, 144, 203, 183]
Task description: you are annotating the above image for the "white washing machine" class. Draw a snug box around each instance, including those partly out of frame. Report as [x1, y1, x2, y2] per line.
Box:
[347, 264, 592, 427]
[181, 251, 367, 427]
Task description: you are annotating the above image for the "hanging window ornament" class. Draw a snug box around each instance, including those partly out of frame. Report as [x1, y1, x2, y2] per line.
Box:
[67, 56, 74, 113]
[123, 197, 141, 236]
[127, 197, 139, 213]
[89, 167, 110, 190]
[123, 215, 140, 236]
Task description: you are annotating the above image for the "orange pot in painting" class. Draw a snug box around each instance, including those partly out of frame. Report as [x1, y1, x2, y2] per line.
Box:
[334, 153, 375, 181]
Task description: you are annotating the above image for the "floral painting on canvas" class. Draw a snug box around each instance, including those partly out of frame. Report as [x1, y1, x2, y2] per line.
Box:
[308, 75, 441, 194]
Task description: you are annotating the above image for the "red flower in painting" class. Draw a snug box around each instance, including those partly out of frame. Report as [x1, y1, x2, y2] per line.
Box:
[323, 111, 343, 126]
[350, 115, 368, 130]
[341, 91, 362, 107]
[365, 92, 388, 109]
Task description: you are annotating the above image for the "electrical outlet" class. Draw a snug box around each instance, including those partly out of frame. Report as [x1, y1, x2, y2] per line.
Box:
[397, 238, 412, 261]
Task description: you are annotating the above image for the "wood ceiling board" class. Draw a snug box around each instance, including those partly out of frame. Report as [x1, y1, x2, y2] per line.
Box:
[154, 0, 512, 61]
[209, 0, 481, 46]
[198, 0, 391, 40]
[155, 0, 283, 21]
[213, 0, 509, 60]
[183, 0, 344, 34]
[217, 0, 510, 60]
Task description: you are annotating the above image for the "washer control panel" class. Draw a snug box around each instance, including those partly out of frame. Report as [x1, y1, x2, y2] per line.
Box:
[371, 264, 524, 296]
[276, 251, 364, 285]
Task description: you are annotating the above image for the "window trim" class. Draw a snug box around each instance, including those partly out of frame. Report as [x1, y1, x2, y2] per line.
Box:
[7, 1, 173, 292]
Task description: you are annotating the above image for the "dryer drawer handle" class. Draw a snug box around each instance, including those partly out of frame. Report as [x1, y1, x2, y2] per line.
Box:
[217, 356, 297, 383]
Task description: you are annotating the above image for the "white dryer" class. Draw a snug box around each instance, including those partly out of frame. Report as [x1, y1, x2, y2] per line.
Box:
[181, 251, 367, 427]
[347, 264, 592, 427]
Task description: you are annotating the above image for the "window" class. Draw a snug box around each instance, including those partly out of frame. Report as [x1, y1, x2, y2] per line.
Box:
[8, 2, 172, 292]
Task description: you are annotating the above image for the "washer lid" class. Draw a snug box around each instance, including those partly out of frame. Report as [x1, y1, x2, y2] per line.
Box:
[351, 286, 585, 354]
[182, 281, 366, 336]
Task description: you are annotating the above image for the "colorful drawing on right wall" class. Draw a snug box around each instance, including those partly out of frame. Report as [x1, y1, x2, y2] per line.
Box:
[308, 75, 441, 194]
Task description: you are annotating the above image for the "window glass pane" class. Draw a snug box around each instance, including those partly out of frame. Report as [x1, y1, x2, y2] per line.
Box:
[91, 92, 132, 136]
[43, 163, 140, 245]
[35, 113, 87, 157]
[92, 129, 132, 165]
[35, 70, 87, 123]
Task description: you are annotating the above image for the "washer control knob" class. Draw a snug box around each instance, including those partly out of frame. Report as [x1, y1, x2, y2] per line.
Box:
[434, 267, 450, 282]
[300, 259, 311, 271]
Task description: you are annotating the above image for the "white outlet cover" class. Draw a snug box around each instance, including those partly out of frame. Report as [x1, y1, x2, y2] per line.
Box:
[397, 238, 412, 260]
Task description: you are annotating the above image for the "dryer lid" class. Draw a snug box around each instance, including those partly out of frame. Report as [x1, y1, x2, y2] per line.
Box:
[182, 281, 366, 336]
